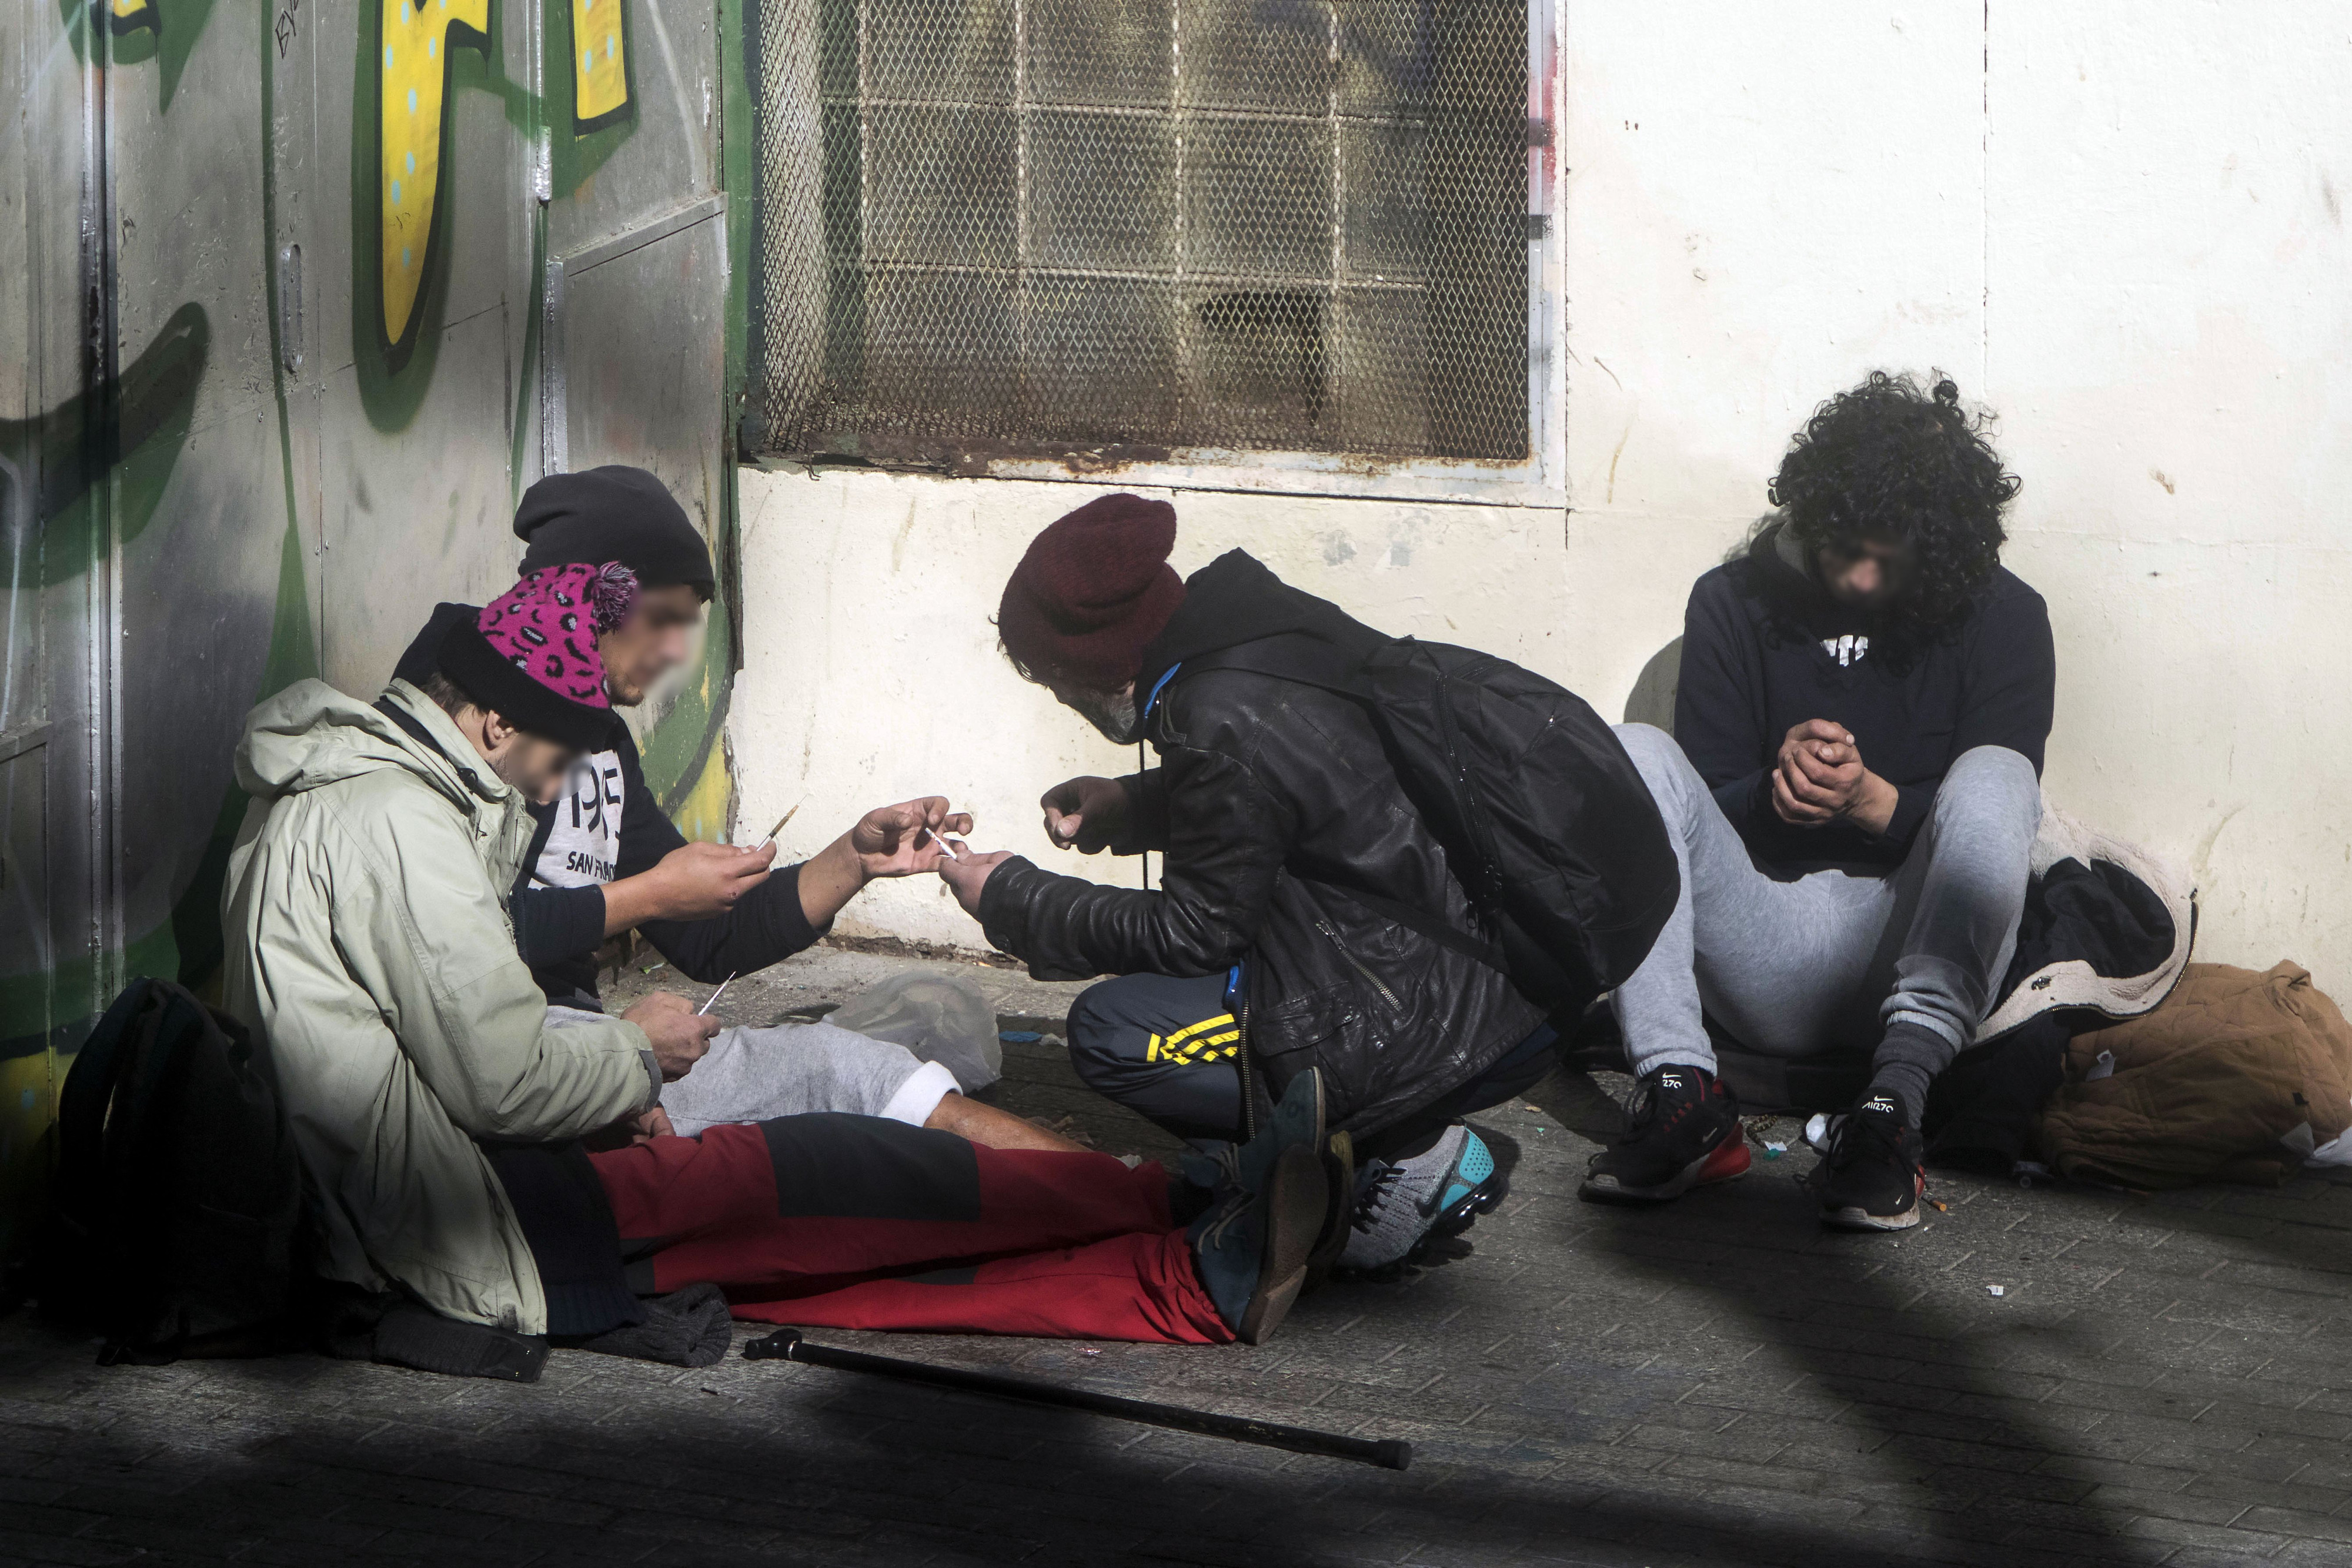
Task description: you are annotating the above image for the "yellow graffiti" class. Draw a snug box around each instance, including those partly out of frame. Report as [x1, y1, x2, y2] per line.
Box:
[379, 0, 489, 348]
[572, 0, 629, 126]
[109, 0, 157, 34]
[670, 733, 735, 848]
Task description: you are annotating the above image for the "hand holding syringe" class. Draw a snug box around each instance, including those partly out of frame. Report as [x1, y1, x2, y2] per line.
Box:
[691, 801, 808, 1017]
[694, 800, 970, 1019]
[752, 797, 807, 853]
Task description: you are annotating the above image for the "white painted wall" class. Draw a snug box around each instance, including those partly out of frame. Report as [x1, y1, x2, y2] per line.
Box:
[733, 2, 2352, 994]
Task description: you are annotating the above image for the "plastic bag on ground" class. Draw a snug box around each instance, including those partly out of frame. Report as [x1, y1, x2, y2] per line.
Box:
[827, 969, 1003, 1094]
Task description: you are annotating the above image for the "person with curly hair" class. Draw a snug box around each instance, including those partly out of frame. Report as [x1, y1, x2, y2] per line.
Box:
[1582, 372, 2054, 1232]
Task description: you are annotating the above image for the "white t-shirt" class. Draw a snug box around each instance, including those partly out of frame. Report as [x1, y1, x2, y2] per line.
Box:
[534, 748, 626, 888]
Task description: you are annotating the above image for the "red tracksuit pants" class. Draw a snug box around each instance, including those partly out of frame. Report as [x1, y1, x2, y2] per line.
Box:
[585, 1114, 1231, 1343]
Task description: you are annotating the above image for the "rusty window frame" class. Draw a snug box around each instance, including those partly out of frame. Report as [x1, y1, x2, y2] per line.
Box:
[749, 0, 1562, 505]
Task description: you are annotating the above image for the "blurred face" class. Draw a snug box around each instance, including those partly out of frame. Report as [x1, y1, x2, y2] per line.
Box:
[1815, 536, 1908, 610]
[597, 583, 705, 706]
[1050, 680, 1140, 744]
[481, 724, 581, 805]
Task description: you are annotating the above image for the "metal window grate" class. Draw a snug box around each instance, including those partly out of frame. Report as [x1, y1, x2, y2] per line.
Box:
[751, 0, 1530, 466]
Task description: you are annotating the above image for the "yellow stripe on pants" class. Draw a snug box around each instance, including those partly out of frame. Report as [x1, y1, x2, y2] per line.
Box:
[1146, 1014, 1237, 1064]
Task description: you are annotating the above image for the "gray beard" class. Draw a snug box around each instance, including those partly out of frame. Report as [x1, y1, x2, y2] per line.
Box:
[1067, 686, 1138, 744]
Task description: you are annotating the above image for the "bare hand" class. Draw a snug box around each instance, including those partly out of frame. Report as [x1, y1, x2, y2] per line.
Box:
[647, 840, 777, 920]
[1771, 720, 1899, 834]
[938, 848, 1014, 917]
[850, 797, 974, 879]
[622, 991, 720, 1080]
[582, 1101, 676, 1153]
[1772, 720, 1861, 825]
[1040, 775, 1128, 853]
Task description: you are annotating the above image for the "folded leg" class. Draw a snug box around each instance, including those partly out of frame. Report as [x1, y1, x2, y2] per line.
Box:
[1864, 744, 2040, 1114]
[1609, 724, 1899, 1074]
[1066, 970, 1244, 1143]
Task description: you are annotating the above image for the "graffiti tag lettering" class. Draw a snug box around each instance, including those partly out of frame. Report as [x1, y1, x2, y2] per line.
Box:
[379, 0, 491, 350]
[572, 0, 630, 130]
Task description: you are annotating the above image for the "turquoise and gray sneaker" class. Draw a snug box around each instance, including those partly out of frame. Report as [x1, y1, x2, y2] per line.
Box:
[1338, 1124, 1505, 1273]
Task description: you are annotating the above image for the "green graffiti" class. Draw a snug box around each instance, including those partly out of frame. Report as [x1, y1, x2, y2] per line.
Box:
[512, 206, 546, 508]
[119, 0, 219, 111]
[55, 0, 226, 113]
[566, 0, 632, 132]
[1, 6, 226, 1241]
[352, 0, 640, 431]
[539, 0, 638, 198]
[352, 0, 493, 411]
[0, 302, 209, 588]
[377, 0, 494, 355]
[637, 586, 736, 817]
[153, 0, 329, 997]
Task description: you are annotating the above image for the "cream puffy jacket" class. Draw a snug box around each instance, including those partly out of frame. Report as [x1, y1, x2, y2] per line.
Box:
[221, 678, 658, 1333]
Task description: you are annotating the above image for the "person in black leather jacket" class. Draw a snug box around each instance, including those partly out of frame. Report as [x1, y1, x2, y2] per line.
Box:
[937, 495, 1544, 1271]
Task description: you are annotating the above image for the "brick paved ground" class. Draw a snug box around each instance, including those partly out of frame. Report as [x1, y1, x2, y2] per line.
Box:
[6, 948, 2352, 1567]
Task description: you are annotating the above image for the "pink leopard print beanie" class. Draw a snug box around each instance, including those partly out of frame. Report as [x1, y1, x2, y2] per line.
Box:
[433, 561, 638, 750]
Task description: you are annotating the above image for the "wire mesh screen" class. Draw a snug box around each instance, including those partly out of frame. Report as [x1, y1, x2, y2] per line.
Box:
[751, 0, 1531, 463]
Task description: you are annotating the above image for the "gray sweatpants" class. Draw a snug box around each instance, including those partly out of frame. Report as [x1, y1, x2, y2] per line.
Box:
[1609, 724, 2040, 1086]
[660, 1019, 958, 1136]
[548, 1008, 957, 1137]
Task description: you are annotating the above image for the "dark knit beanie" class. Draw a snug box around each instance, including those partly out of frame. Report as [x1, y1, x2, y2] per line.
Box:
[997, 494, 1184, 689]
[437, 563, 634, 750]
[514, 466, 715, 599]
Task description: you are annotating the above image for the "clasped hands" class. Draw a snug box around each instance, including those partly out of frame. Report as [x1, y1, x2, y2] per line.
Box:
[1770, 720, 1899, 836]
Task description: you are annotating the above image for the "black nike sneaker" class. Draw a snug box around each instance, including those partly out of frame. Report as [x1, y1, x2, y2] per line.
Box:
[1810, 1093, 1926, 1231]
[1579, 1064, 1749, 1203]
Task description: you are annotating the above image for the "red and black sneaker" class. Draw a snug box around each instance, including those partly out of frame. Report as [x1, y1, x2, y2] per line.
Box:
[1810, 1094, 1926, 1231]
[1579, 1064, 1750, 1204]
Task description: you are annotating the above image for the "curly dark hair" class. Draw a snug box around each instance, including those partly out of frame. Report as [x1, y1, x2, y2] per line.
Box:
[1766, 370, 2020, 630]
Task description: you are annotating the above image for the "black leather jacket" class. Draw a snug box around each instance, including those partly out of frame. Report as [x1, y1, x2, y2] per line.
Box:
[977, 553, 1545, 1134]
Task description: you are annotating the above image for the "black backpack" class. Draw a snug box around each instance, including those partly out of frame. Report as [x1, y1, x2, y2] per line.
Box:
[35, 978, 304, 1363]
[1180, 627, 1681, 1015]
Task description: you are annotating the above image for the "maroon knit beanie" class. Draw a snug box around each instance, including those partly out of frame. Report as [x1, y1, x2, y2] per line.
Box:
[997, 494, 1184, 689]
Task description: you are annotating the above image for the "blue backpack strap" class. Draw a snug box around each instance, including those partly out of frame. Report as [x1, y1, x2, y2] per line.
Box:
[1141, 662, 1184, 724]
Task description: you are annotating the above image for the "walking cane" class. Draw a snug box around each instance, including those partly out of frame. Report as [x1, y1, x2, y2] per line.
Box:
[743, 1328, 1412, 1471]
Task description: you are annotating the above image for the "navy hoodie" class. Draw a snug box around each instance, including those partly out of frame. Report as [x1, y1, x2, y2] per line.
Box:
[1673, 521, 2055, 871]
